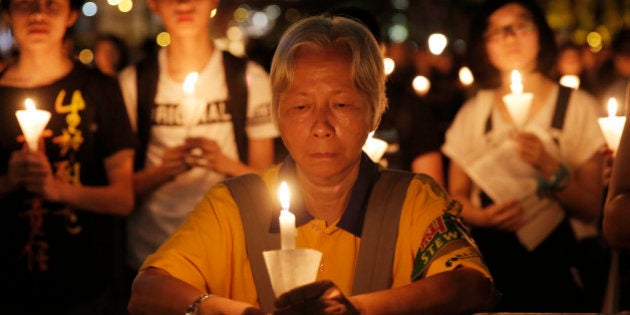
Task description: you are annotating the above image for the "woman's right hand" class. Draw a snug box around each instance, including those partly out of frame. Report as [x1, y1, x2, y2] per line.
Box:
[480, 200, 524, 232]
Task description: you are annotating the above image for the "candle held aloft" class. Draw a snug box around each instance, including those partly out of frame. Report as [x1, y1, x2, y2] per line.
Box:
[502, 70, 533, 127]
[598, 97, 626, 154]
[278, 181, 296, 250]
[15, 98, 51, 152]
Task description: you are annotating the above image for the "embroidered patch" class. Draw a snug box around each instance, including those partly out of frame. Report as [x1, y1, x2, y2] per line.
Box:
[411, 213, 467, 280]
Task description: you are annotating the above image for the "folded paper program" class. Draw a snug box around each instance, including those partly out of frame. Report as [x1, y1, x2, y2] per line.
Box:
[455, 131, 564, 251]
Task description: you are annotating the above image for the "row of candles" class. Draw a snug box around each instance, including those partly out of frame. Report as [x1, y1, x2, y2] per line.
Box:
[502, 69, 626, 154]
[14, 69, 627, 250]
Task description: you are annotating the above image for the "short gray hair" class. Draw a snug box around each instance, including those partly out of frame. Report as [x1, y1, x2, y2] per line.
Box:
[269, 15, 387, 130]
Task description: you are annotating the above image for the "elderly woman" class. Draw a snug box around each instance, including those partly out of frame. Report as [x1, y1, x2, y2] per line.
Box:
[128, 16, 495, 315]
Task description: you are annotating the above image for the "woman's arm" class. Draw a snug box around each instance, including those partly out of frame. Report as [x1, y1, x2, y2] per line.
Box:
[128, 267, 262, 315]
[448, 161, 523, 231]
[186, 137, 275, 177]
[551, 153, 603, 222]
[350, 267, 495, 315]
[59, 149, 135, 215]
[411, 151, 444, 186]
[13, 148, 135, 216]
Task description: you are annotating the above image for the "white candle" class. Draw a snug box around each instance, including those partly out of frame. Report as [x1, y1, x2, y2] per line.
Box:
[15, 98, 51, 152]
[181, 72, 201, 135]
[598, 97, 626, 154]
[502, 70, 533, 127]
[278, 181, 295, 250]
[362, 131, 388, 162]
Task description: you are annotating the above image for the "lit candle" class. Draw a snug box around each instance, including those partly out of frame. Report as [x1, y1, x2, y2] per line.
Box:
[181, 72, 200, 135]
[362, 131, 388, 162]
[559, 74, 580, 89]
[15, 98, 51, 152]
[502, 70, 533, 127]
[278, 181, 295, 250]
[598, 97, 626, 154]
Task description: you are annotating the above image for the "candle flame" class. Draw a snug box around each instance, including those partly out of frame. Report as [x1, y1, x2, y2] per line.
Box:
[183, 72, 199, 95]
[559, 75, 580, 89]
[25, 98, 36, 111]
[608, 97, 618, 118]
[279, 181, 290, 211]
[458, 66, 474, 86]
[510, 70, 523, 94]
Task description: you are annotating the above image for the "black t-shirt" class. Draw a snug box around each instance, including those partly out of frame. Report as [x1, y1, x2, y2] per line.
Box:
[0, 63, 134, 312]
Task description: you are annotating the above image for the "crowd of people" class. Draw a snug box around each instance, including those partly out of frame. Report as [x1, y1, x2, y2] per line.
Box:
[0, 0, 629, 314]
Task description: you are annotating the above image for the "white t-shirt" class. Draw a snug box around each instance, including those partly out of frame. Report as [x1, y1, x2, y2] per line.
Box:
[119, 48, 279, 269]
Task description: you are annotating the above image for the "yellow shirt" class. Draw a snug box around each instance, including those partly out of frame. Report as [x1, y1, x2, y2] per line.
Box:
[142, 160, 491, 306]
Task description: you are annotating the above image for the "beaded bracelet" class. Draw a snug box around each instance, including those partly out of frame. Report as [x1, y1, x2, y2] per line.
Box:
[536, 164, 570, 197]
[185, 293, 213, 315]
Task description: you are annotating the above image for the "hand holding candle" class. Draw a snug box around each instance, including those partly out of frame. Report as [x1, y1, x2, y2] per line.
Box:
[598, 97, 626, 155]
[15, 98, 51, 152]
[502, 70, 533, 127]
[278, 181, 296, 250]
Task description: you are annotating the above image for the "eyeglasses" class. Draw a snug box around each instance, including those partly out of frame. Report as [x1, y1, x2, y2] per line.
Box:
[484, 21, 536, 42]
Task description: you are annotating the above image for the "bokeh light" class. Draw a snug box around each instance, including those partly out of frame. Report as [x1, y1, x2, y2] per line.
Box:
[156, 32, 171, 47]
[81, 2, 97, 17]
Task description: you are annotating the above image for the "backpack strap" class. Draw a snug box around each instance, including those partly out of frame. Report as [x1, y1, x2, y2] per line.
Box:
[351, 169, 414, 295]
[134, 52, 159, 171]
[222, 51, 249, 164]
[551, 85, 572, 130]
[224, 173, 277, 312]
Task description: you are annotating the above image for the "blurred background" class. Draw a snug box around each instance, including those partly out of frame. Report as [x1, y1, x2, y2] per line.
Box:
[0, 0, 627, 73]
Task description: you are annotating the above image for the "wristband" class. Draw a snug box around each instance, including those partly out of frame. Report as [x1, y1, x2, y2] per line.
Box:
[185, 293, 212, 315]
[536, 164, 570, 197]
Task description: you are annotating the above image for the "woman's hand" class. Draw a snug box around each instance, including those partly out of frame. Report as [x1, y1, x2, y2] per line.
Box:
[274, 280, 359, 315]
[159, 144, 192, 178]
[9, 148, 62, 201]
[185, 137, 237, 175]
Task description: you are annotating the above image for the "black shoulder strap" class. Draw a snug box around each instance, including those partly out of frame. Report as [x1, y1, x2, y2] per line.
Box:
[134, 52, 159, 171]
[484, 85, 573, 134]
[224, 173, 277, 312]
[551, 85, 572, 130]
[352, 169, 414, 295]
[222, 51, 249, 164]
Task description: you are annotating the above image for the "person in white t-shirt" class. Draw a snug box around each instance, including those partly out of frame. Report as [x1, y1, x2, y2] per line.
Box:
[118, 0, 278, 284]
[442, 0, 606, 312]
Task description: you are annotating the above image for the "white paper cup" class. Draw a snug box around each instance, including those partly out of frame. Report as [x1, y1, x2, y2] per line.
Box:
[263, 248, 322, 297]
